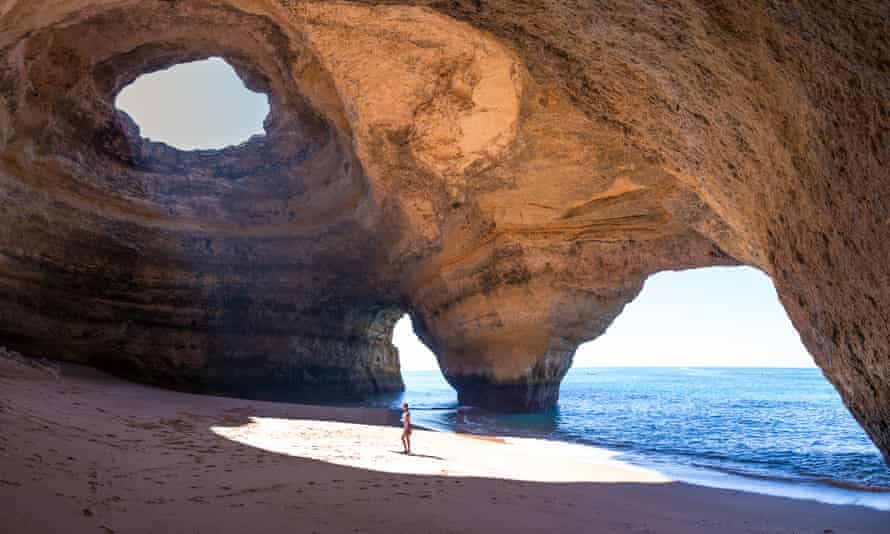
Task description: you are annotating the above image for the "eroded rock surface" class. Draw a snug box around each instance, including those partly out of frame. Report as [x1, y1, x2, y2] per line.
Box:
[0, 1, 888, 462]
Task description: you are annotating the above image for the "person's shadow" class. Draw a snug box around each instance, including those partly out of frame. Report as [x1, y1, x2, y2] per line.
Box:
[388, 450, 445, 460]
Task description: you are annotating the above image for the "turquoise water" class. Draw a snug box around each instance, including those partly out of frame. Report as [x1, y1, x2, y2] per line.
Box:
[366, 367, 890, 501]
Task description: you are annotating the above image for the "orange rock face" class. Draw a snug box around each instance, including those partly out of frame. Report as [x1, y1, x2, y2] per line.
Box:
[0, 1, 887, 462]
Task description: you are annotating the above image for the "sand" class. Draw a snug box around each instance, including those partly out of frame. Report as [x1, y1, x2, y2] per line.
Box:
[1, 358, 888, 534]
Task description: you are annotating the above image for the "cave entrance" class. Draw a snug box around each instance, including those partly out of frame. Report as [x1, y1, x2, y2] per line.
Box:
[114, 57, 270, 151]
[564, 266, 889, 495]
[393, 267, 889, 494]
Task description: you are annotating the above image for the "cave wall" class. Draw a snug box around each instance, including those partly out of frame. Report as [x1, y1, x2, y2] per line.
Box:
[0, 1, 887, 462]
[0, 0, 408, 400]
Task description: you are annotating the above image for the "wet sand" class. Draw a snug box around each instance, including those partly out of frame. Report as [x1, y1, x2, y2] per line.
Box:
[1, 358, 888, 533]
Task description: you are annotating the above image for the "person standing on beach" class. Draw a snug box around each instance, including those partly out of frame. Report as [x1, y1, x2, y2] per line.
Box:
[401, 402, 412, 454]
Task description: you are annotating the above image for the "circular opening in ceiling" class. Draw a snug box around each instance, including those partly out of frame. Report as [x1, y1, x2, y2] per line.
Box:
[114, 57, 270, 151]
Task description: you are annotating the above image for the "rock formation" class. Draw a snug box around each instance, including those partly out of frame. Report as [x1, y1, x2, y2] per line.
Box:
[0, 1, 887, 462]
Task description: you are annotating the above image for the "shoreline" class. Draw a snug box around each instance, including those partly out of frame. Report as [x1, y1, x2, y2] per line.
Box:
[2, 359, 889, 533]
[406, 412, 890, 512]
[394, 368, 890, 510]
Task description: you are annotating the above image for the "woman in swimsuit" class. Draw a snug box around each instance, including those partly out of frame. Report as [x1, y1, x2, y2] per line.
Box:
[401, 402, 412, 455]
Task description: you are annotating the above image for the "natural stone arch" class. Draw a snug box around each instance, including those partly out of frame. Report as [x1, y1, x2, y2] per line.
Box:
[0, 0, 887, 466]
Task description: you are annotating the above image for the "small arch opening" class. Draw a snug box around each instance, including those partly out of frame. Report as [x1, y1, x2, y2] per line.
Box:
[114, 57, 270, 151]
[391, 314, 456, 412]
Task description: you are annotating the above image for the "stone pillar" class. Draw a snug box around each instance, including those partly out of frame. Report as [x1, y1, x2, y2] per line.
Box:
[411, 282, 639, 412]
[442, 348, 574, 412]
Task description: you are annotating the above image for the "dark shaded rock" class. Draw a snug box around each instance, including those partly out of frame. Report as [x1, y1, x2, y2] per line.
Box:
[446, 374, 563, 413]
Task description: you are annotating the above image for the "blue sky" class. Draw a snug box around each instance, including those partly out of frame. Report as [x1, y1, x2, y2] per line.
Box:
[117, 58, 813, 371]
[395, 266, 813, 370]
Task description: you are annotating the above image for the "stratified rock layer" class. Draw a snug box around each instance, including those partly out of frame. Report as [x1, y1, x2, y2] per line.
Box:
[0, 1, 888, 462]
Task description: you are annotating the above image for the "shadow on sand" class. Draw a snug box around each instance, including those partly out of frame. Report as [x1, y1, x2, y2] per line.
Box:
[2, 363, 888, 534]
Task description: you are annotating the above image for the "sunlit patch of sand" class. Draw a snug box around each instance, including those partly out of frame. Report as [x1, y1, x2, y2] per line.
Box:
[212, 417, 672, 484]
[4, 361, 888, 534]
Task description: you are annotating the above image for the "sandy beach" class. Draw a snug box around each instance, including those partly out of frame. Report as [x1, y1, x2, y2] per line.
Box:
[1, 357, 888, 534]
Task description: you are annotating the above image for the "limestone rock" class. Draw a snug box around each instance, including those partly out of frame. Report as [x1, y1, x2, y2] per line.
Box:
[0, 1, 887, 463]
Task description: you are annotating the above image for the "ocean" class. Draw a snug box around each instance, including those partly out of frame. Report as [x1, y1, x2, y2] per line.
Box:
[364, 367, 890, 509]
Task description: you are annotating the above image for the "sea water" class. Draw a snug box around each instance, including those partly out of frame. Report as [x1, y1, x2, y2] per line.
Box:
[365, 367, 890, 509]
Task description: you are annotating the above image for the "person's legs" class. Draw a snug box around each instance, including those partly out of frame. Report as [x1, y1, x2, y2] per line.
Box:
[401, 431, 408, 453]
[405, 432, 411, 454]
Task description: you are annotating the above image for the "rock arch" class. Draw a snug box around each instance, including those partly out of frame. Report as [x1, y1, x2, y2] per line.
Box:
[0, 1, 887, 464]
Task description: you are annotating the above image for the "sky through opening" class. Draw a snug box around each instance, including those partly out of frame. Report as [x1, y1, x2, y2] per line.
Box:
[115, 57, 269, 151]
[395, 267, 813, 370]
